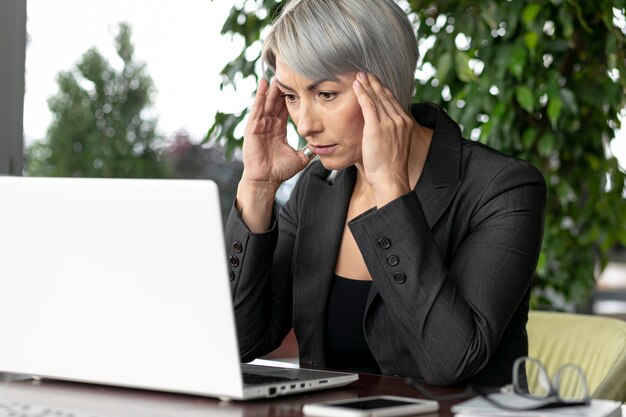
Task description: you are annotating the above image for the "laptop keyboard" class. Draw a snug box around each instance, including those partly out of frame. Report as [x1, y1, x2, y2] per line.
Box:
[242, 372, 296, 385]
[0, 401, 99, 417]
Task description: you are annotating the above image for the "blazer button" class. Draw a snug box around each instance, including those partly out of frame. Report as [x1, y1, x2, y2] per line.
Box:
[386, 254, 399, 266]
[393, 272, 407, 284]
[229, 255, 240, 267]
[233, 241, 243, 253]
[377, 237, 391, 250]
[228, 270, 235, 281]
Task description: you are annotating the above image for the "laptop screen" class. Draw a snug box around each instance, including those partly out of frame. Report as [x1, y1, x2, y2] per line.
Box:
[0, 177, 244, 397]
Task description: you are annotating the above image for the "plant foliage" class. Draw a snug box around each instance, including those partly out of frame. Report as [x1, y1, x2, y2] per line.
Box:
[208, 0, 626, 309]
[27, 22, 169, 178]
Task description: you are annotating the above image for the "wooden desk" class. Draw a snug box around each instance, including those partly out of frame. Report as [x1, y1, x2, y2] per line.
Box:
[0, 373, 465, 416]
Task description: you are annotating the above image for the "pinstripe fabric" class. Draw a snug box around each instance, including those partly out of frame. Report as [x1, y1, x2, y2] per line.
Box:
[225, 103, 546, 387]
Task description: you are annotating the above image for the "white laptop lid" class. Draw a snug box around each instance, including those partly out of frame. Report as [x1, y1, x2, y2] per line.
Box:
[0, 176, 245, 398]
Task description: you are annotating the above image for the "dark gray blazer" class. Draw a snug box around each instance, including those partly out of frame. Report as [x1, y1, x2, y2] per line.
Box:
[225, 103, 546, 387]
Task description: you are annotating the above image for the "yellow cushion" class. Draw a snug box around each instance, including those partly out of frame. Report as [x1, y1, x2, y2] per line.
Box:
[527, 311, 626, 402]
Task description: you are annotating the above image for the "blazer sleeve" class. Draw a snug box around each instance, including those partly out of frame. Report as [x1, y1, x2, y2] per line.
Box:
[348, 159, 546, 385]
[224, 174, 306, 362]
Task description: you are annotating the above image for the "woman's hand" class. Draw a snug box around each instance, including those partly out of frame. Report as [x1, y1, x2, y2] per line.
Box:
[236, 79, 311, 232]
[241, 79, 310, 190]
[353, 72, 414, 206]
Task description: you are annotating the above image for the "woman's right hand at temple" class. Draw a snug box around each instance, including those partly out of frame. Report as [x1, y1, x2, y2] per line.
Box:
[241, 79, 310, 189]
[236, 79, 310, 232]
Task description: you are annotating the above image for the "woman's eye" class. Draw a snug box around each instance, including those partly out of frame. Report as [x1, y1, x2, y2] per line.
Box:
[282, 94, 297, 103]
[319, 92, 336, 101]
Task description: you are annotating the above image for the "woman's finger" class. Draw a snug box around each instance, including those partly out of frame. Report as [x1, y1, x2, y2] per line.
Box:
[357, 72, 392, 121]
[278, 99, 289, 122]
[265, 80, 286, 117]
[383, 87, 404, 114]
[353, 75, 380, 124]
[249, 78, 269, 121]
[383, 86, 413, 129]
[365, 73, 402, 122]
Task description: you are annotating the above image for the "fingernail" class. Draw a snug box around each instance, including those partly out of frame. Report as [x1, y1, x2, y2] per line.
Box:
[357, 71, 366, 81]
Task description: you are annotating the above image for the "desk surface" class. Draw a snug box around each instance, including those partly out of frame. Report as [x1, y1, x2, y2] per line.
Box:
[0, 373, 464, 417]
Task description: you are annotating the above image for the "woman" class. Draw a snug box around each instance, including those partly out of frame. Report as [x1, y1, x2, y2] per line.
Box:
[224, 0, 546, 387]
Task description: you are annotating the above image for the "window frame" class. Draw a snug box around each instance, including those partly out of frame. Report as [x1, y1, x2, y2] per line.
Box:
[0, 0, 26, 175]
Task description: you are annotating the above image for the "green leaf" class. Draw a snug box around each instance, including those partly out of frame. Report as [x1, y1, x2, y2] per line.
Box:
[480, 8, 498, 30]
[206, 110, 247, 144]
[507, 44, 527, 80]
[455, 51, 477, 83]
[522, 3, 542, 28]
[547, 95, 563, 128]
[436, 52, 453, 82]
[559, 88, 578, 113]
[570, 1, 592, 33]
[515, 86, 535, 113]
[558, 7, 574, 40]
[522, 128, 537, 148]
[524, 32, 540, 53]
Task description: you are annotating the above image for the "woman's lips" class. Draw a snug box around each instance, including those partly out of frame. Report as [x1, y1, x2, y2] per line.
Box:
[311, 144, 337, 155]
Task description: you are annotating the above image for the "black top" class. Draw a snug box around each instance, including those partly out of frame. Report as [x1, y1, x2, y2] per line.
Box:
[325, 275, 381, 374]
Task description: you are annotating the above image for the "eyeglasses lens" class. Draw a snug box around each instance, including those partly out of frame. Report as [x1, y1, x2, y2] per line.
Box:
[520, 358, 551, 398]
[555, 365, 588, 402]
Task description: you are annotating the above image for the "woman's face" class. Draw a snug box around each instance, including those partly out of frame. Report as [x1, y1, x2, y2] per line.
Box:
[275, 58, 365, 171]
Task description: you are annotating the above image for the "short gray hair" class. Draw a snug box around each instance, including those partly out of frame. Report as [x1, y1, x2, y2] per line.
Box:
[262, 0, 418, 110]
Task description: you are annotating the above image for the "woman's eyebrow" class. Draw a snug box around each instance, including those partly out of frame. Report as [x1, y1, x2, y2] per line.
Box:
[275, 78, 336, 92]
[274, 79, 293, 91]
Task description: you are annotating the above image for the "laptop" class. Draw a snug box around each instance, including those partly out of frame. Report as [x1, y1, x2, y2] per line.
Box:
[0, 176, 358, 401]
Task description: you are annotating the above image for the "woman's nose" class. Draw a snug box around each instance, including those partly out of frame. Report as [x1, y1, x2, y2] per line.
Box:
[296, 103, 321, 138]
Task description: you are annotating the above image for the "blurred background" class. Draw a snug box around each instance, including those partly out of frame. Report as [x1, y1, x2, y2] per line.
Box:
[21, 1, 249, 222]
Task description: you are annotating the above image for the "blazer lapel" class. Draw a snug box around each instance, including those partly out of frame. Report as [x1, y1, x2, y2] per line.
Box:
[293, 166, 355, 365]
[413, 103, 463, 228]
[415, 176, 461, 229]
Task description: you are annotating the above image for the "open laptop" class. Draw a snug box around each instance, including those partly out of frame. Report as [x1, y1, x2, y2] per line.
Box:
[0, 176, 358, 401]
